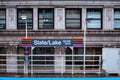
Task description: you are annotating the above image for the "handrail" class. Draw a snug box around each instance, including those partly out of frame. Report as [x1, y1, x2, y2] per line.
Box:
[0, 54, 102, 75]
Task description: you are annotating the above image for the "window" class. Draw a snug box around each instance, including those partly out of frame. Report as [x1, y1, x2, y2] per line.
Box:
[17, 9, 33, 29]
[86, 9, 102, 29]
[0, 9, 6, 29]
[86, 48, 102, 68]
[38, 9, 54, 29]
[33, 47, 54, 65]
[74, 48, 83, 65]
[65, 47, 83, 65]
[114, 9, 120, 29]
[66, 9, 81, 29]
[0, 47, 6, 71]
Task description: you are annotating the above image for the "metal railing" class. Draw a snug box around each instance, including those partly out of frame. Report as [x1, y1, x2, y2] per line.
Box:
[0, 54, 102, 75]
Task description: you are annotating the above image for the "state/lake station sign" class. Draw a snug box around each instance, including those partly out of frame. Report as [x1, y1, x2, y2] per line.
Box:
[21, 37, 83, 47]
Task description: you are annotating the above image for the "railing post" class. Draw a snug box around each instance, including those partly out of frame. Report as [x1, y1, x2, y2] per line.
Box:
[98, 55, 102, 75]
[31, 47, 34, 75]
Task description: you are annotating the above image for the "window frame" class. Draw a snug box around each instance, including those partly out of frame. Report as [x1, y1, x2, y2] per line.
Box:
[65, 8, 81, 29]
[86, 8, 102, 29]
[0, 9, 6, 29]
[17, 8, 33, 29]
[38, 8, 54, 29]
[114, 8, 120, 29]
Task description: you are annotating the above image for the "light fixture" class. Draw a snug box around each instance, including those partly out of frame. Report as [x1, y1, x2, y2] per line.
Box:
[21, 15, 27, 20]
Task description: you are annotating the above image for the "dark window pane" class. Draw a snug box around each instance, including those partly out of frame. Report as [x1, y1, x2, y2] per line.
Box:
[66, 19, 80, 28]
[74, 48, 83, 55]
[74, 48, 83, 65]
[0, 9, 6, 29]
[39, 9, 53, 18]
[114, 9, 120, 28]
[39, 19, 53, 29]
[38, 9, 54, 29]
[66, 9, 81, 29]
[66, 10, 80, 18]
[17, 9, 33, 29]
[114, 9, 120, 18]
[33, 47, 54, 65]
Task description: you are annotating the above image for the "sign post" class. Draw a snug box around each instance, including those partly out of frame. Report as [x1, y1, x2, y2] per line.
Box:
[22, 38, 32, 76]
[24, 47, 29, 75]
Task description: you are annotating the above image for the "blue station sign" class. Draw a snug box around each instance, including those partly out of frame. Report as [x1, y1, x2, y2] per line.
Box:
[21, 38, 83, 47]
[32, 39, 72, 46]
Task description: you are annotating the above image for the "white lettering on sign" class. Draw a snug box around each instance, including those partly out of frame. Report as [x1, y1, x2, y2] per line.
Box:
[33, 40, 62, 46]
[49, 40, 62, 45]
[33, 40, 48, 45]
[32, 39, 72, 46]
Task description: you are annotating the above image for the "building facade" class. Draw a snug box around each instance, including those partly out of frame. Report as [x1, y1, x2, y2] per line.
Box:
[0, 0, 120, 75]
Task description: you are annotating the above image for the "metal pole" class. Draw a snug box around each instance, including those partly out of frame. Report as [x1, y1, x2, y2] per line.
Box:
[25, 19, 28, 38]
[25, 54, 28, 75]
[24, 56, 26, 75]
[72, 47, 73, 77]
[24, 48, 28, 76]
[83, 22, 86, 75]
[31, 47, 34, 75]
[25, 18, 28, 76]
[21, 15, 28, 76]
